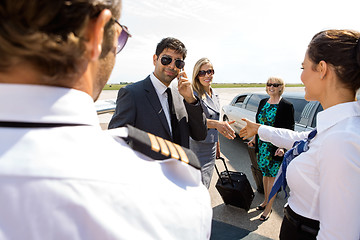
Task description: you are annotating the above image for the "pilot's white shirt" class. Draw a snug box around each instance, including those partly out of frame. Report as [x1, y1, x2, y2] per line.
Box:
[0, 84, 212, 240]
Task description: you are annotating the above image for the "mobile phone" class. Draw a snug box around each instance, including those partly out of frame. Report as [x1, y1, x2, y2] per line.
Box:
[179, 69, 183, 81]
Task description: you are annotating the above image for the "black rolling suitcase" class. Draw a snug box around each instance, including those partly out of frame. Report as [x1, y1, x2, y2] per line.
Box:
[247, 145, 264, 194]
[214, 157, 254, 211]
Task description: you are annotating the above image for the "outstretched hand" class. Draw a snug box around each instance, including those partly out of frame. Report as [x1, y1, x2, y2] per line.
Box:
[218, 120, 236, 139]
[239, 118, 261, 140]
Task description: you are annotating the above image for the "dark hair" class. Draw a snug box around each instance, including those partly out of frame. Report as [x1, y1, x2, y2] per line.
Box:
[155, 37, 187, 60]
[307, 29, 360, 91]
[0, 0, 121, 83]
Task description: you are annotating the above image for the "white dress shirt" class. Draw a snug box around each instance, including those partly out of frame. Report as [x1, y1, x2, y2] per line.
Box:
[150, 73, 173, 133]
[258, 100, 360, 240]
[0, 83, 212, 240]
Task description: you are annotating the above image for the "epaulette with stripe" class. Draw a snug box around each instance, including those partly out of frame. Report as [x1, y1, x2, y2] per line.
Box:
[126, 125, 201, 170]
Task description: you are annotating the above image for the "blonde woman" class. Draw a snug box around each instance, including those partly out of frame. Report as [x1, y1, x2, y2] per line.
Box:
[248, 77, 294, 221]
[190, 58, 235, 188]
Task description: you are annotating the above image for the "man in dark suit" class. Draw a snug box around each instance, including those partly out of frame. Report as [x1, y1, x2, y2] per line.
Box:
[109, 37, 207, 158]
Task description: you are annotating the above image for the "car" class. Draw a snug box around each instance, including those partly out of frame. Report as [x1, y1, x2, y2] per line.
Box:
[221, 90, 359, 194]
[221, 92, 324, 135]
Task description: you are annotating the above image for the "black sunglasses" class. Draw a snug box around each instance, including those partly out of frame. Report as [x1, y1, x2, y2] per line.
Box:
[160, 56, 185, 69]
[198, 69, 215, 77]
[266, 83, 282, 87]
[114, 19, 131, 54]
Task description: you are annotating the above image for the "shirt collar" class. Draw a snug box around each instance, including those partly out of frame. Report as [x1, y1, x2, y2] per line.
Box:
[0, 83, 100, 127]
[316, 100, 360, 133]
[150, 73, 168, 96]
[205, 88, 218, 99]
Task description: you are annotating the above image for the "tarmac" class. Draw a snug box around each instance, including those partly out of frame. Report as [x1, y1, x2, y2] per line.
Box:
[97, 87, 305, 240]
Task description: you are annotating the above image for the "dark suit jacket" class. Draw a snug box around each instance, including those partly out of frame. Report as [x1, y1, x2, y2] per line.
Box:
[255, 97, 295, 160]
[108, 76, 207, 159]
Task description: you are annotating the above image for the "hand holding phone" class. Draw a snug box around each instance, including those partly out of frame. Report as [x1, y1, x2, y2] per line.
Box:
[177, 69, 196, 104]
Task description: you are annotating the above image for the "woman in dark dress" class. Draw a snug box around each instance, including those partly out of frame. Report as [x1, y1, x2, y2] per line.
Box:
[248, 77, 294, 221]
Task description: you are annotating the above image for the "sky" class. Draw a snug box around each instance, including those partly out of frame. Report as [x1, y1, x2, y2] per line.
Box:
[108, 0, 360, 84]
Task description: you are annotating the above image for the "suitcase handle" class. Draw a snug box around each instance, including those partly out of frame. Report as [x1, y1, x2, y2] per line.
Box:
[215, 157, 234, 187]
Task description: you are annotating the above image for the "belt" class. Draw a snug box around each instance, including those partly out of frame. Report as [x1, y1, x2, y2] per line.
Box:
[284, 206, 319, 236]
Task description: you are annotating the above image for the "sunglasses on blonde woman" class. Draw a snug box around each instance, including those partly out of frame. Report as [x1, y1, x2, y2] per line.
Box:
[266, 83, 282, 87]
[198, 69, 215, 77]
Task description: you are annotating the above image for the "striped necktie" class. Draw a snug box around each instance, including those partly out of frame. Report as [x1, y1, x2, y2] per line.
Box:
[268, 129, 317, 201]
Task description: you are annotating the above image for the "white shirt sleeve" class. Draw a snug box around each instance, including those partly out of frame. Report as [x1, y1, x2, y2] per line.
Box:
[317, 131, 360, 240]
[258, 125, 309, 149]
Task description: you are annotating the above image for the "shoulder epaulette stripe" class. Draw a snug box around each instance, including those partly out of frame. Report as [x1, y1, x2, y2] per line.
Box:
[164, 139, 180, 160]
[155, 135, 170, 156]
[148, 133, 161, 152]
[125, 124, 201, 169]
[148, 133, 183, 161]
[173, 143, 189, 164]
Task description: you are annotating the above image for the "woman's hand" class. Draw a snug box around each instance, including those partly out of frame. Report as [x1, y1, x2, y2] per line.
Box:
[239, 118, 261, 140]
[275, 148, 285, 157]
[217, 120, 236, 139]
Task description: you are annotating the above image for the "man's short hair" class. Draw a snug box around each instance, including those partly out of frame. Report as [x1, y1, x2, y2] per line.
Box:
[155, 37, 187, 60]
[0, 0, 121, 83]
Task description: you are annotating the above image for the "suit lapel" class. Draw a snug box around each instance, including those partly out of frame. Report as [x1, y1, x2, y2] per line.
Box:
[143, 77, 172, 137]
[202, 97, 219, 114]
[195, 90, 219, 115]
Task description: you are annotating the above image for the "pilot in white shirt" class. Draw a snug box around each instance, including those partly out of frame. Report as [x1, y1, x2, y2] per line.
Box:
[0, 84, 212, 240]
